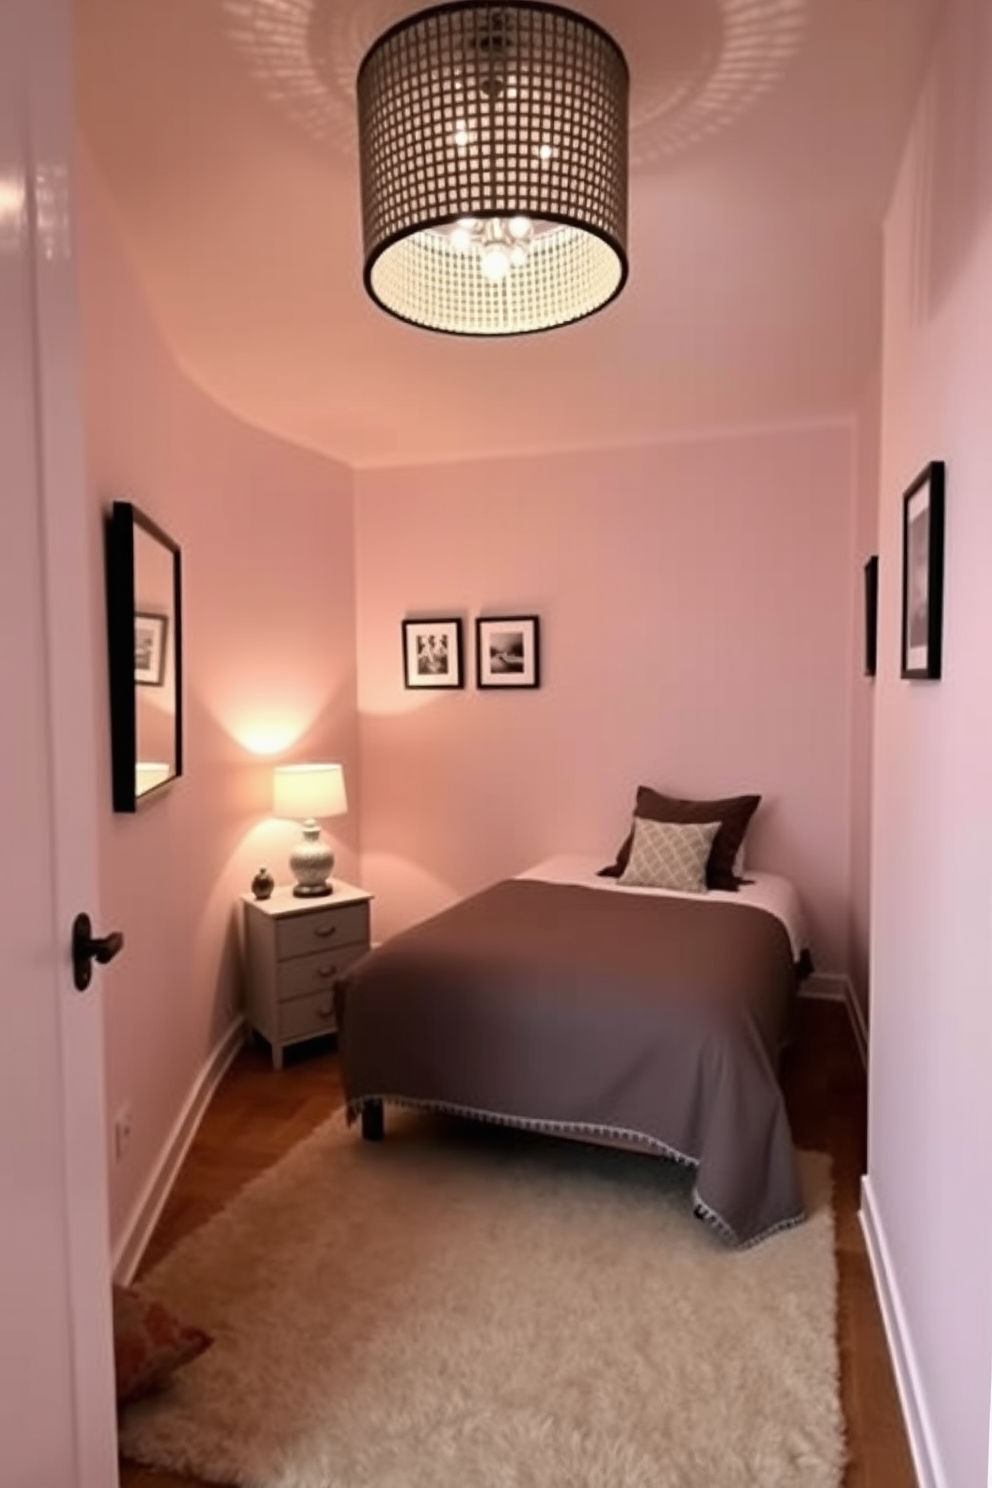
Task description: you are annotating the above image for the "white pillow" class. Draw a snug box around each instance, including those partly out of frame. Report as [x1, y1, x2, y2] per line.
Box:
[618, 817, 721, 895]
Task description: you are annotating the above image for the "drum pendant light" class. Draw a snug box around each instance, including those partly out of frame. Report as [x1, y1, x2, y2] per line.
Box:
[357, 2, 629, 336]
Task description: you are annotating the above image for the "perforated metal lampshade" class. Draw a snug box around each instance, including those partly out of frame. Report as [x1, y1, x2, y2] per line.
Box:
[357, 2, 629, 336]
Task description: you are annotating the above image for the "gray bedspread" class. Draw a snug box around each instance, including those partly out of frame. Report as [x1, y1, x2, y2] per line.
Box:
[336, 878, 804, 1246]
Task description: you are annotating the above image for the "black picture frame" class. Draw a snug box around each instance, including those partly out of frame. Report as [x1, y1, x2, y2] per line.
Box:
[476, 615, 541, 689]
[105, 500, 184, 811]
[900, 461, 945, 681]
[135, 612, 168, 687]
[863, 555, 878, 678]
[402, 617, 464, 689]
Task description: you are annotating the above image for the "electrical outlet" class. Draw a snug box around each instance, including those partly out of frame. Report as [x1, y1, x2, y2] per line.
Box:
[113, 1104, 132, 1162]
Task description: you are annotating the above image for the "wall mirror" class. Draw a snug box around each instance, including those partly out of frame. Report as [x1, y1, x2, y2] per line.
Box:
[105, 500, 183, 811]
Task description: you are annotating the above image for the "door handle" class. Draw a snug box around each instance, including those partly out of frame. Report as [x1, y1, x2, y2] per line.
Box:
[72, 912, 124, 991]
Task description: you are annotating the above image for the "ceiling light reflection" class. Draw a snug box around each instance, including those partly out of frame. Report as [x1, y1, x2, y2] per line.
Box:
[0, 173, 25, 253]
[220, 0, 810, 171]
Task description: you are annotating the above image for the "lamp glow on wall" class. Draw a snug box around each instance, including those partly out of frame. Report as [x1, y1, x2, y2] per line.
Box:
[356, 1, 629, 335]
[273, 762, 348, 898]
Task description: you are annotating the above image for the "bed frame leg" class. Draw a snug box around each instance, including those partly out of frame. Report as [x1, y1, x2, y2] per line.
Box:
[361, 1099, 384, 1141]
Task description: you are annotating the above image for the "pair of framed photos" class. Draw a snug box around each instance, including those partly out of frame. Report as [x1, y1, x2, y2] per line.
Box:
[402, 615, 540, 691]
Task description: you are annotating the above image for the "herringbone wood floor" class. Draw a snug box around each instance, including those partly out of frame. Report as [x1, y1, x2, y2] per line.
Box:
[119, 998, 916, 1488]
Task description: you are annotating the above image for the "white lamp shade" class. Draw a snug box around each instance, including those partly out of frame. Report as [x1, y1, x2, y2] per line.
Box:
[273, 762, 347, 821]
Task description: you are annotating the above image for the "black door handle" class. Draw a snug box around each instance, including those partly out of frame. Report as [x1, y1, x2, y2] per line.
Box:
[72, 912, 124, 991]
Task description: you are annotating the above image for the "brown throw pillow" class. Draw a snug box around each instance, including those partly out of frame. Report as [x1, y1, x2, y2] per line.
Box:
[600, 786, 761, 891]
[112, 1282, 213, 1406]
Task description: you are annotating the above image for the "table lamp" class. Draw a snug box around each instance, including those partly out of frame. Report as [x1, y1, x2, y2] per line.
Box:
[272, 762, 347, 897]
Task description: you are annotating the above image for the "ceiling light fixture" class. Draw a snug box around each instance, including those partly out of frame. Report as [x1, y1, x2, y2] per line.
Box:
[356, 2, 629, 336]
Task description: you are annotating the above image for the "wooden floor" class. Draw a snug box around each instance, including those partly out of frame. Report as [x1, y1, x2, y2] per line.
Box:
[120, 998, 916, 1488]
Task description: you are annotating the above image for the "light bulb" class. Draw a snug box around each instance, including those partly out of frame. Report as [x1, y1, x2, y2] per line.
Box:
[453, 121, 472, 149]
[509, 243, 528, 267]
[481, 243, 510, 280]
[450, 225, 474, 253]
[507, 216, 532, 240]
[537, 143, 554, 162]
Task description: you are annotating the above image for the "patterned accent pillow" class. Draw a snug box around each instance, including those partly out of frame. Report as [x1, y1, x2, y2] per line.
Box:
[617, 817, 721, 894]
[112, 1283, 213, 1406]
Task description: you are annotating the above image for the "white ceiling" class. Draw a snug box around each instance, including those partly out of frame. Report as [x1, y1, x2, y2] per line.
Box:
[74, 0, 937, 468]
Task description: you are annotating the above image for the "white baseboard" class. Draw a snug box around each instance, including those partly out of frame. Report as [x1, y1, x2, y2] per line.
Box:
[845, 980, 869, 1069]
[799, 972, 868, 1069]
[112, 1017, 246, 1282]
[860, 1176, 946, 1488]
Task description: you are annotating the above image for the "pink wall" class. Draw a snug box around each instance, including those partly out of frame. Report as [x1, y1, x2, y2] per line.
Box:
[848, 365, 882, 1033]
[77, 153, 359, 1246]
[355, 426, 855, 972]
[867, 1, 992, 1482]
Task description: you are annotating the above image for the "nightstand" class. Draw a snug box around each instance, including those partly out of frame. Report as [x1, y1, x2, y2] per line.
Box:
[241, 880, 372, 1069]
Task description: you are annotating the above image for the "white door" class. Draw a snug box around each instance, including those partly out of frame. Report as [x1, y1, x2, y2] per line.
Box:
[0, 0, 119, 1483]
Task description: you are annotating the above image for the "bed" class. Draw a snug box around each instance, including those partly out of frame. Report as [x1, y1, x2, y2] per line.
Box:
[335, 853, 810, 1247]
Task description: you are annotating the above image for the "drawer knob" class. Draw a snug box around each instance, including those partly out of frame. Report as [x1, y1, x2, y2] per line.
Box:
[317, 965, 338, 979]
[314, 925, 338, 939]
[317, 1003, 334, 1020]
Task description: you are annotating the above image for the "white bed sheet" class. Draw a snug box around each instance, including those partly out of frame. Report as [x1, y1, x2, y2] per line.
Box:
[515, 854, 809, 964]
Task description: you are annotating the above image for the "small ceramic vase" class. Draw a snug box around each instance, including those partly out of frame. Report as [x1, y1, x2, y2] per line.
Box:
[251, 866, 275, 901]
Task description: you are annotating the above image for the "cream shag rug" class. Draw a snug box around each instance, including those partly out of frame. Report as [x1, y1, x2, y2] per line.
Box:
[120, 1109, 844, 1488]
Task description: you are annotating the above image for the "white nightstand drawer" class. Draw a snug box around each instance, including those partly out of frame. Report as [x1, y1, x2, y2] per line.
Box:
[276, 902, 369, 960]
[275, 943, 366, 1004]
[279, 989, 338, 1041]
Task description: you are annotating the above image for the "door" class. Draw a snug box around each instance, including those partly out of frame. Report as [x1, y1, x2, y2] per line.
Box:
[0, 0, 119, 1483]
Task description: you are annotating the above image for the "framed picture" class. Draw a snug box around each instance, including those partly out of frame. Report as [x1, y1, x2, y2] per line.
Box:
[402, 617, 464, 689]
[134, 611, 169, 687]
[476, 615, 540, 689]
[863, 555, 878, 678]
[900, 460, 945, 680]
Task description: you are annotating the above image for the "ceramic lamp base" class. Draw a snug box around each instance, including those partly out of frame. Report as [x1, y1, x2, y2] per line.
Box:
[289, 819, 335, 898]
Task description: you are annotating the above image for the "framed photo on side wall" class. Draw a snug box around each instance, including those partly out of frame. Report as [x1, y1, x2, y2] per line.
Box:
[402, 617, 464, 689]
[135, 611, 168, 687]
[476, 615, 540, 689]
[863, 555, 878, 678]
[900, 461, 945, 680]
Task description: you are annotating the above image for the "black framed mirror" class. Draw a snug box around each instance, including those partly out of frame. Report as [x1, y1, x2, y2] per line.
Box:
[104, 500, 183, 812]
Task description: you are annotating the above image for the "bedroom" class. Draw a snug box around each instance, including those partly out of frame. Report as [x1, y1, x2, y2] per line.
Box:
[4, 0, 992, 1485]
